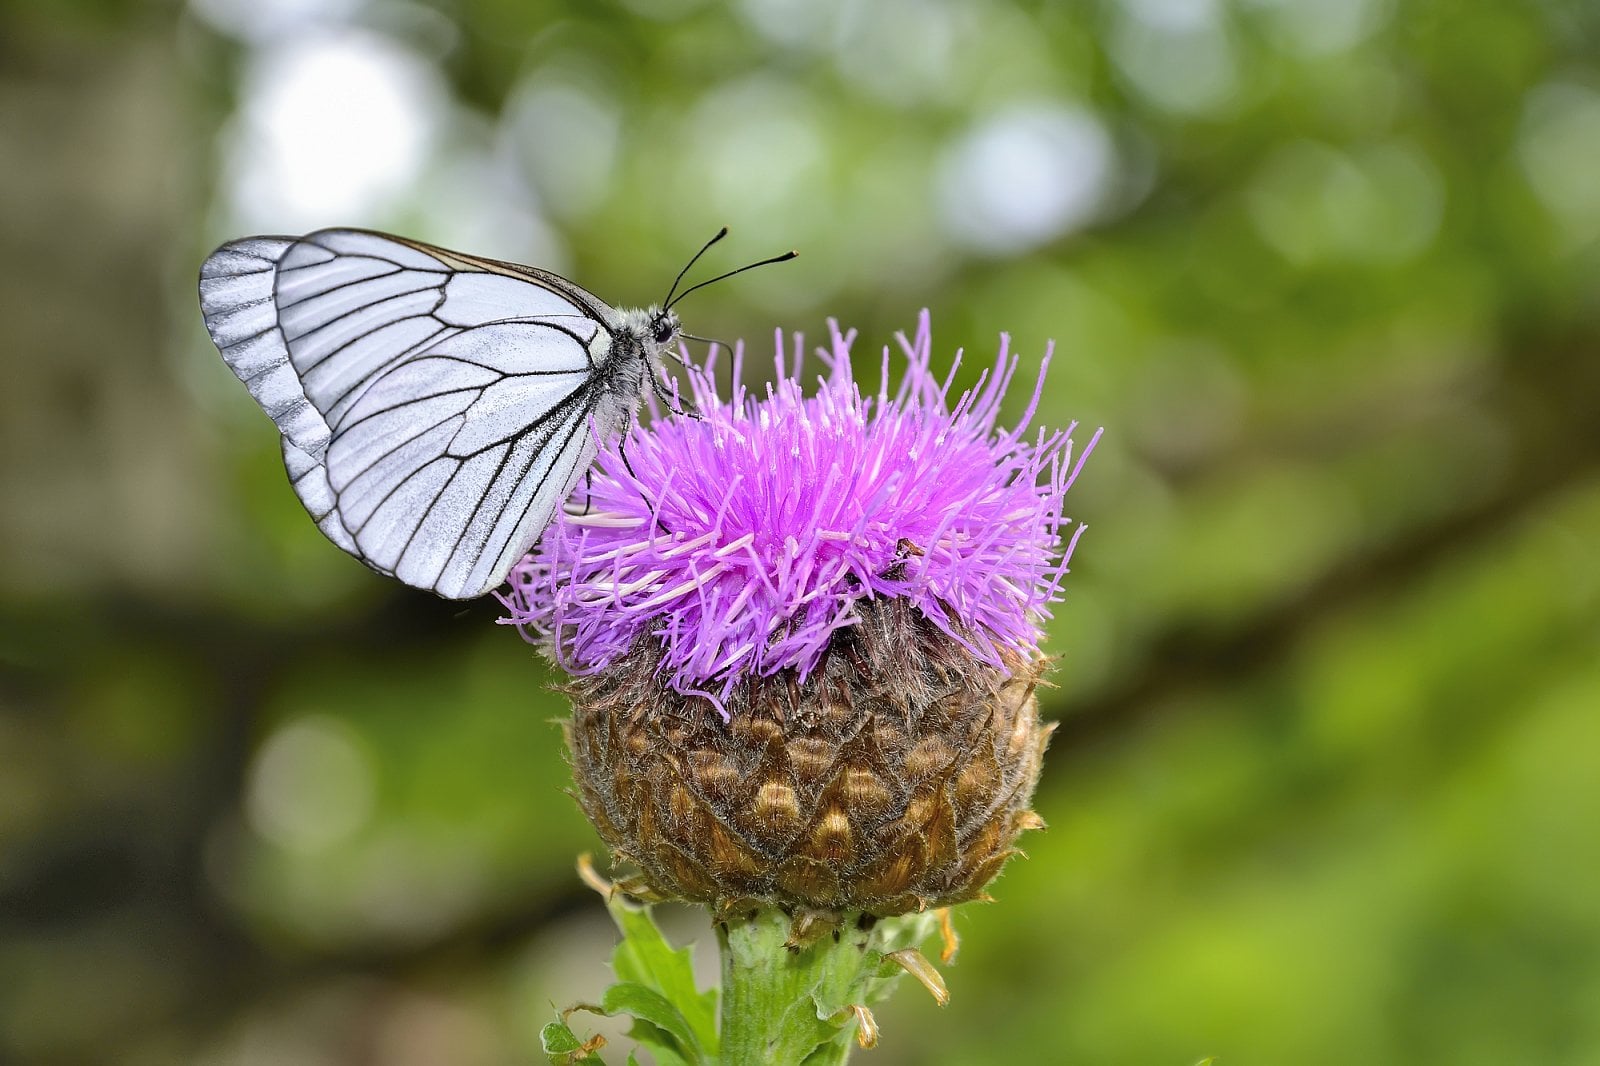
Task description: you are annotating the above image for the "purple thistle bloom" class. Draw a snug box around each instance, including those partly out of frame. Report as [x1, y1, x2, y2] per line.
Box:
[499, 310, 1099, 712]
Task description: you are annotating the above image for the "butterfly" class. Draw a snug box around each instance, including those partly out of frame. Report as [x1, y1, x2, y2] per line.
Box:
[199, 227, 793, 599]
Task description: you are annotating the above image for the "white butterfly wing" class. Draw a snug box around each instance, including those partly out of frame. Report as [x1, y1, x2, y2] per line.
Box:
[200, 237, 333, 456]
[200, 229, 617, 599]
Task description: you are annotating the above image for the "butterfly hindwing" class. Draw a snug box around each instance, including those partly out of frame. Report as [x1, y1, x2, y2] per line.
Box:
[200, 228, 617, 598]
[325, 322, 597, 595]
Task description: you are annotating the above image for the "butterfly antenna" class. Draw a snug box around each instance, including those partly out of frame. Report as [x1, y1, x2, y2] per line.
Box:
[666, 249, 798, 312]
[682, 333, 733, 399]
[680, 331, 730, 351]
[662, 226, 730, 308]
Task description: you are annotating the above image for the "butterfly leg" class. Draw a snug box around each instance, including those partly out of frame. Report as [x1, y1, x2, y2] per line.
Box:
[679, 334, 734, 405]
[578, 467, 596, 517]
[679, 333, 730, 381]
[617, 429, 672, 536]
[651, 369, 702, 421]
[617, 431, 641, 485]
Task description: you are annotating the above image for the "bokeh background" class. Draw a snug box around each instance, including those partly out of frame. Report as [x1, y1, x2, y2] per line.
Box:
[3, 0, 1598, 1063]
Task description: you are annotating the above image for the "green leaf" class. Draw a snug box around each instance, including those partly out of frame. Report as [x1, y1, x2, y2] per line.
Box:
[623, 1018, 693, 1066]
[540, 1020, 584, 1054]
[602, 981, 702, 1058]
[540, 1018, 607, 1064]
[547, 896, 722, 1064]
[603, 895, 719, 1055]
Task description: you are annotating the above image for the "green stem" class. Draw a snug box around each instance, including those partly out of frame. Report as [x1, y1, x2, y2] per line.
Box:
[716, 909, 939, 1066]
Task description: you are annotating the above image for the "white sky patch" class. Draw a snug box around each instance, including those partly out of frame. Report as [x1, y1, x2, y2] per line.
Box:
[189, 0, 359, 42]
[619, 0, 713, 19]
[246, 716, 376, 853]
[1248, 140, 1444, 264]
[738, 0, 835, 51]
[1121, 0, 1224, 32]
[1519, 82, 1600, 248]
[680, 76, 829, 244]
[414, 145, 566, 274]
[1243, 0, 1394, 56]
[503, 77, 622, 220]
[936, 103, 1116, 254]
[828, 0, 965, 106]
[224, 31, 443, 230]
[1111, 0, 1240, 117]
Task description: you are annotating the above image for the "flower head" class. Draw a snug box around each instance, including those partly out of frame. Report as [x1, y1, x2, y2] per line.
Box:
[501, 311, 1098, 708]
[502, 312, 1096, 917]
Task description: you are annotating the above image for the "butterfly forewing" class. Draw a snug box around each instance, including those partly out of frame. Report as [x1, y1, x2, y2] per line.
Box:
[200, 228, 619, 599]
[200, 237, 332, 458]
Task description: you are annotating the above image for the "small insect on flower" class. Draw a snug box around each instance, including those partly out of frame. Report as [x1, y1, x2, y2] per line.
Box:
[504, 314, 1100, 918]
[197, 227, 793, 600]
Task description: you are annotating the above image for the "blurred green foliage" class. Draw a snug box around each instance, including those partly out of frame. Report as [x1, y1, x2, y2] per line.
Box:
[2, 0, 1597, 1063]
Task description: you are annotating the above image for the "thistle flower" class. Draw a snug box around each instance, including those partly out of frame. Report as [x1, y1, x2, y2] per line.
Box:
[501, 311, 1097, 919]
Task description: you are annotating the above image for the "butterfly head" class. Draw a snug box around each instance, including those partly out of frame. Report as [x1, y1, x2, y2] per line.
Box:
[648, 307, 682, 349]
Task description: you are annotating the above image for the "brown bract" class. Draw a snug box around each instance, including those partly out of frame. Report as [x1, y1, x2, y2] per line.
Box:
[563, 598, 1053, 918]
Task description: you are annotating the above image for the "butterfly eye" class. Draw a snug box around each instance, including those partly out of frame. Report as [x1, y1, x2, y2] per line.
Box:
[652, 317, 676, 344]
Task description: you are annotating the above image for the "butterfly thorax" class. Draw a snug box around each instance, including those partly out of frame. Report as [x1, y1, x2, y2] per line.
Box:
[607, 304, 682, 396]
